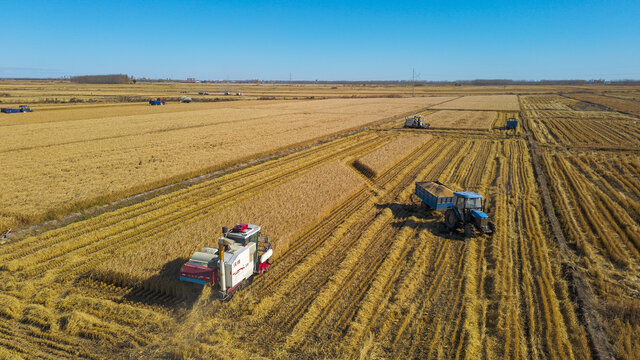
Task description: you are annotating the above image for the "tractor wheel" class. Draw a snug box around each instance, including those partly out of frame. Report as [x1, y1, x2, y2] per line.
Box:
[465, 223, 476, 238]
[444, 208, 458, 230]
[488, 221, 497, 234]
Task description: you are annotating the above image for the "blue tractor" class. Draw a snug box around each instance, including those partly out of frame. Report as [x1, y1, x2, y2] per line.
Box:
[443, 191, 496, 237]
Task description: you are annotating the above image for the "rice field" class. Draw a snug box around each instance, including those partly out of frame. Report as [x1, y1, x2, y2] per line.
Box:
[0, 96, 451, 232]
[352, 134, 432, 177]
[431, 94, 520, 111]
[1, 83, 639, 359]
[420, 109, 497, 130]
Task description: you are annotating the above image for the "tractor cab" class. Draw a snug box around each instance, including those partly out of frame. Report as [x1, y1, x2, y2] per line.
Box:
[454, 191, 484, 214]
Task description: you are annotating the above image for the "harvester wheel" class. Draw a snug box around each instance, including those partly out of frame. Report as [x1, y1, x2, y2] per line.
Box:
[465, 223, 476, 238]
[444, 208, 458, 230]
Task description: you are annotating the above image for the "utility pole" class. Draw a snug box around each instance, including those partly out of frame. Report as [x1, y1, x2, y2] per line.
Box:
[412, 68, 415, 97]
[289, 72, 292, 82]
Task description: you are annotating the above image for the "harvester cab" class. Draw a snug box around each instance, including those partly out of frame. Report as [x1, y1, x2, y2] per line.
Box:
[444, 191, 496, 237]
[179, 223, 273, 299]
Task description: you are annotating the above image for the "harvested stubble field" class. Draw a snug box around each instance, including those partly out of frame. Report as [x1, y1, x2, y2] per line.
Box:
[420, 109, 497, 130]
[431, 94, 521, 111]
[352, 134, 431, 177]
[1, 84, 640, 359]
[524, 93, 640, 358]
[522, 95, 640, 149]
[565, 92, 640, 116]
[0, 96, 451, 232]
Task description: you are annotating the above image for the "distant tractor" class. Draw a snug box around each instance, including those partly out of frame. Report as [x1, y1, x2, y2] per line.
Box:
[181, 96, 192, 103]
[179, 223, 273, 299]
[1, 105, 33, 113]
[149, 98, 166, 105]
[414, 181, 496, 237]
[404, 115, 430, 129]
[506, 117, 518, 130]
[236, 92, 243, 96]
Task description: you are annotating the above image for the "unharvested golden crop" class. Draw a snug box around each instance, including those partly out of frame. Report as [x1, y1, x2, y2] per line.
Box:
[432, 95, 520, 111]
[92, 161, 363, 292]
[0, 96, 450, 231]
[421, 110, 497, 130]
[353, 134, 431, 177]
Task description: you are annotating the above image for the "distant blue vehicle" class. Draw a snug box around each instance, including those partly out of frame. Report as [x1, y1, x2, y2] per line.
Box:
[1, 105, 32, 113]
[506, 118, 518, 129]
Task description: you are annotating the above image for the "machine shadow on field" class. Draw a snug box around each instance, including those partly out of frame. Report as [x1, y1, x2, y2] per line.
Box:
[376, 202, 466, 241]
[121, 257, 203, 308]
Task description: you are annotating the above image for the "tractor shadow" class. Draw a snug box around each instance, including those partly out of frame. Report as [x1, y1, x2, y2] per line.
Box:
[121, 257, 203, 309]
[375, 202, 466, 241]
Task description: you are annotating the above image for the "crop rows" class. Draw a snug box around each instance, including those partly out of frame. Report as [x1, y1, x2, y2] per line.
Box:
[421, 110, 497, 130]
[0, 131, 395, 359]
[522, 94, 640, 149]
[154, 137, 590, 359]
[525, 93, 640, 358]
[431, 95, 521, 111]
[352, 133, 431, 177]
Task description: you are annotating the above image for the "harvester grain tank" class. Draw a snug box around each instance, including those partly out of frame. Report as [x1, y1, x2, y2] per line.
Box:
[414, 181, 496, 237]
[179, 223, 273, 298]
[404, 115, 430, 129]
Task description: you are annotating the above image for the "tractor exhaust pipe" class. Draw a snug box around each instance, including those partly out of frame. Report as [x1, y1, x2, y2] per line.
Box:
[218, 237, 226, 293]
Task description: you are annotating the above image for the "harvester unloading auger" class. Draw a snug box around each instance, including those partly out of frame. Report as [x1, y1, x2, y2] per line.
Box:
[179, 223, 273, 299]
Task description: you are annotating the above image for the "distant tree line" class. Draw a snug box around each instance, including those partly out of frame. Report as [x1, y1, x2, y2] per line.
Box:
[70, 74, 130, 84]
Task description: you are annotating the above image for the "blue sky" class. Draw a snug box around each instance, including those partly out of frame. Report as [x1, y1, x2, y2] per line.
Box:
[1, 0, 639, 80]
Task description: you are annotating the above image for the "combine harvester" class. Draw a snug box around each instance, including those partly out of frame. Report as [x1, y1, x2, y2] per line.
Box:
[404, 115, 430, 129]
[414, 181, 496, 237]
[179, 223, 273, 299]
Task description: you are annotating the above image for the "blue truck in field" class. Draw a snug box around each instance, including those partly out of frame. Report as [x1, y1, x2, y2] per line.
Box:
[415, 181, 496, 237]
